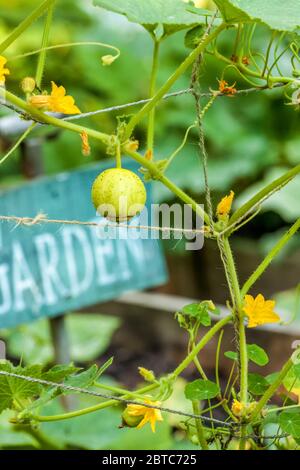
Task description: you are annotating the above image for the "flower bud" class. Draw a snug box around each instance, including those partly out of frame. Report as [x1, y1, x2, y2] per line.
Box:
[101, 55, 117, 66]
[21, 77, 36, 94]
[138, 367, 155, 382]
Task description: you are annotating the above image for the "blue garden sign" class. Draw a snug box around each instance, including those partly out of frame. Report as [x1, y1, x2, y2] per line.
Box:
[0, 160, 167, 328]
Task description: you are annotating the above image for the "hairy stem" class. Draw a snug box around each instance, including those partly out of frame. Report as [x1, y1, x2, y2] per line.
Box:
[2, 89, 111, 145]
[229, 164, 300, 226]
[192, 400, 209, 450]
[241, 218, 300, 297]
[147, 39, 160, 156]
[173, 315, 233, 377]
[250, 358, 294, 422]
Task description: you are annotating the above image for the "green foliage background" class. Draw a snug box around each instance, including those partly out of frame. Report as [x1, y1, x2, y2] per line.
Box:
[0, 0, 300, 450]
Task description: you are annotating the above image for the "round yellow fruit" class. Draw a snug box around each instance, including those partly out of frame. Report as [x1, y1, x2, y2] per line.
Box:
[91, 168, 147, 221]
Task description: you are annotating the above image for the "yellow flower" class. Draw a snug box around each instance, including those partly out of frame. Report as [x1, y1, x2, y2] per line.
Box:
[243, 294, 280, 328]
[48, 81, 80, 114]
[29, 81, 80, 114]
[126, 399, 163, 433]
[216, 190, 234, 219]
[291, 387, 300, 404]
[0, 56, 10, 84]
[29, 94, 50, 109]
[231, 399, 244, 417]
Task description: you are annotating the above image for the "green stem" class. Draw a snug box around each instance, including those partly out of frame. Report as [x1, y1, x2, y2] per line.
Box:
[2, 89, 111, 145]
[222, 238, 247, 402]
[11, 42, 120, 62]
[147, 40, 160, 156]
[220, 237, 247, 449]
[124, 146, 210, 225]
[250, 358, 294, 422]
[34, 383, 157, 422]
[124, 22, 226, 140]
[215, 330, 223, 391]
[116, 143, 122, 168]
[94, 382, 152, 399]
[229, 164, 300, 226]
[241, 218, 300, 297]
[35, 0, 56, 88]
[213, 49, 295, 85]
[173, 315, 233, 377]
[238, 316, 248, 404]
[266, 404, 300, 413]
[163, 123, 196, 172]
[0, 0, 56, 54]
[192, 400, 209, 450]
[0, 123, 36, 165]
[221, 238, 242, 309]
[261, 31, 276, 78]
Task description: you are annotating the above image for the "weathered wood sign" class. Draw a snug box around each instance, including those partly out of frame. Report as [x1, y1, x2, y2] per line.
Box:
[0, 161, 167, 328]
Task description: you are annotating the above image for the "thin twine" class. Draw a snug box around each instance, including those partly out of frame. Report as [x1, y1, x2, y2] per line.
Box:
[0, 370, 231, 428]
[0, 371, 289, 441]
[190, 11, 219, 233]
[0, 213, 208, 236]
[0, 85, 283, 126]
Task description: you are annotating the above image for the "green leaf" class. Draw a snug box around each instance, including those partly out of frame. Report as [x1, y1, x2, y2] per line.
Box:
[65, 365, 102, 389]
[98, 357, 114, 377]
[248, 373, 269, 395]
[185, 25, 206, 49]
[42, 364, 80, 383]
[266, 372, 280, 385]
[247, 344, 269, 366]
[28, 363, 112, 411]
[93, 0, 211, 35]
[225, 344, 269, 366]
[185, 379, 219, 400]
[0, 362, 42, 413]
[181, 301, 216, 326]
[214, 0, 300, 32]
[283, 364, 300, 391]
[224, 351, 238, 361]
[279, 411, 300, 438]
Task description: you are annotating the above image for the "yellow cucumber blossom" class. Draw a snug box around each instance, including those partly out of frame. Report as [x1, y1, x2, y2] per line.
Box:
[126, 399, 163, 433]
[231, 399, 245, 417]
[29, 81, 80, 114]
[216, 190, 234, 219]
[0, 56, 10, 84]
[48, 82, 80, 114]
[243, 294, 280, 328]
